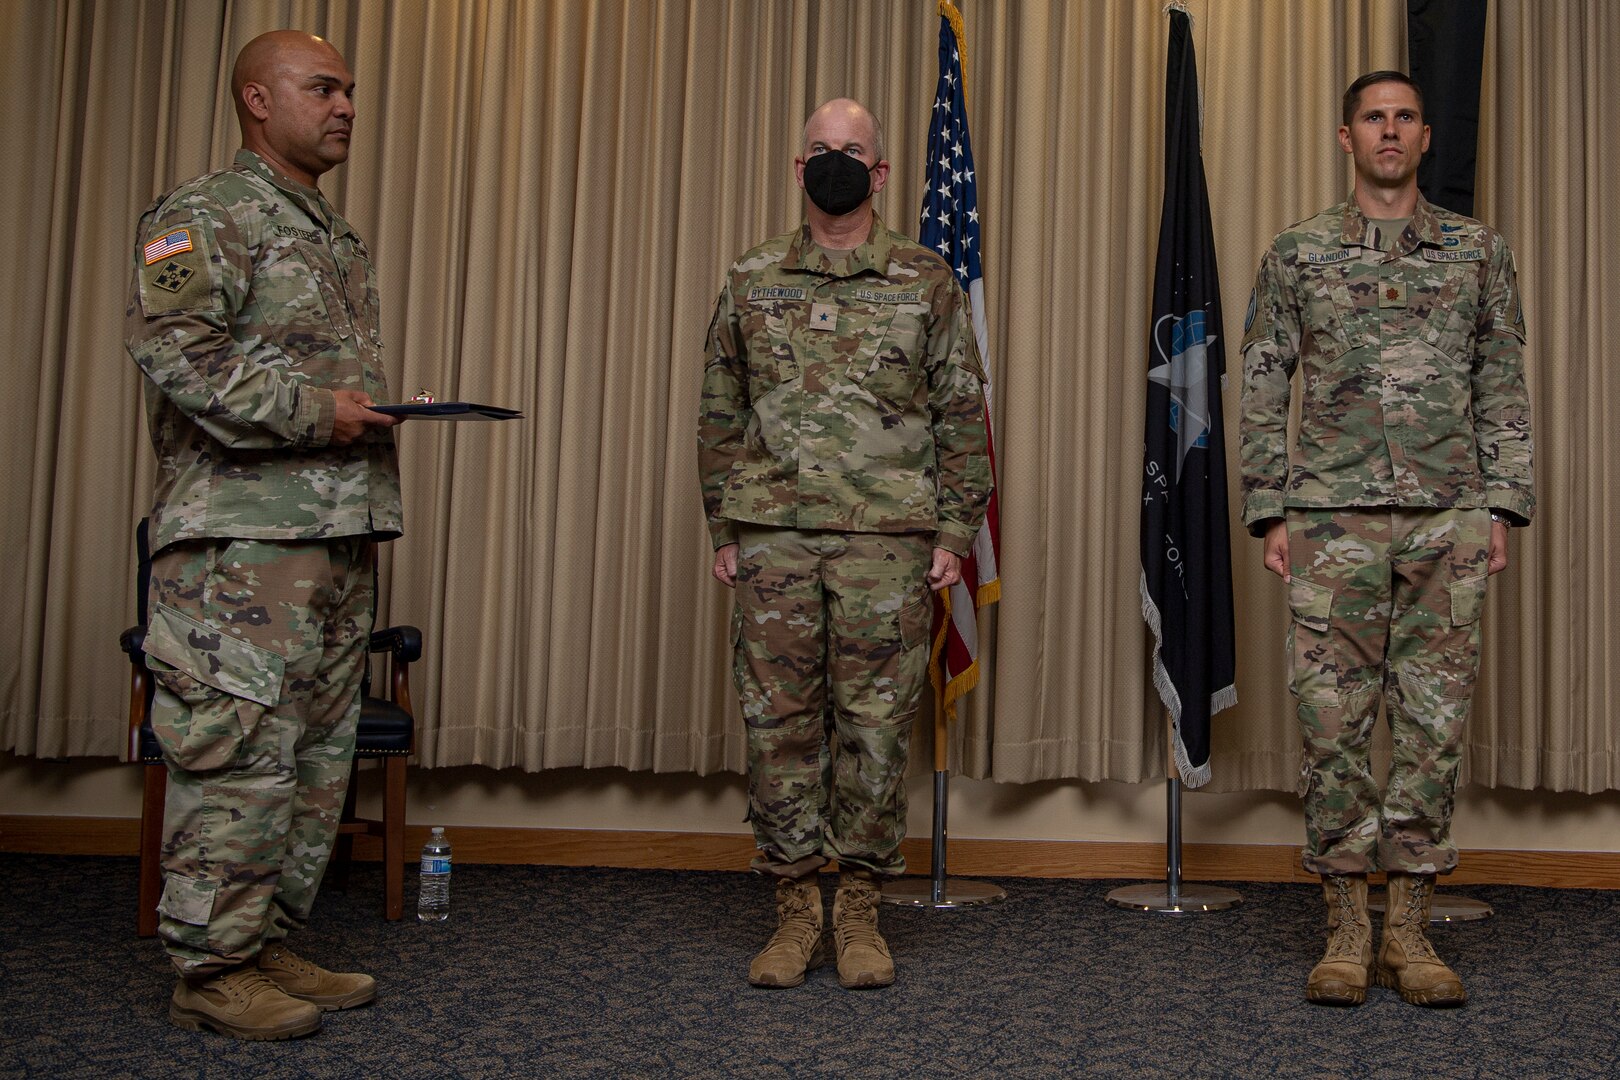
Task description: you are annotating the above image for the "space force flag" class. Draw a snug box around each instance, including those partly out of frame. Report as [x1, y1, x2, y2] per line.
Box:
[1140, 6, 1237, 787]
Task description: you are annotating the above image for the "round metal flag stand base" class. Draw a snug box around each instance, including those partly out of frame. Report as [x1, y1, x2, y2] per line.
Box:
[1368, 893, 1493, 923]
[1105, 883, 1244, 914]
[882, 877, 1006, 909]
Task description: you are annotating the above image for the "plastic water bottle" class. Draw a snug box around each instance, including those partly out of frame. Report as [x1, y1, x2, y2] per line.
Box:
[417, 826, 451, 922]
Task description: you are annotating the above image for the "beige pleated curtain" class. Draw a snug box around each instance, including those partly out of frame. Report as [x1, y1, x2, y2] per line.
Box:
[1, 0, 1615, 792]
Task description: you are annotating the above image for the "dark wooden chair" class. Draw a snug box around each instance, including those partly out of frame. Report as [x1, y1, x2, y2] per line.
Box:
[121, 520, 420, 935]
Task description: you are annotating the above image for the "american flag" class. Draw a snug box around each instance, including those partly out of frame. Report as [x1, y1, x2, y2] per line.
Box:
[919, 0, 1000, 724]
[143, 228, 193, 265]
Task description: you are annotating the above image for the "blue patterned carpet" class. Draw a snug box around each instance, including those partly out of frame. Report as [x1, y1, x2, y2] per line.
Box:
[0, 855, 1616, 1078]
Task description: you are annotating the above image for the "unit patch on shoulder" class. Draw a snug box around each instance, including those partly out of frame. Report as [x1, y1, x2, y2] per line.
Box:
[150, 260, 195, 292]
[138, 220, 215, 316]
[143, 228, 193, 265]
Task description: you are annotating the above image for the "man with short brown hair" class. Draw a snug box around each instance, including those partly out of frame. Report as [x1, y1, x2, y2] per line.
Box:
[1240, 70, 1533, 1008]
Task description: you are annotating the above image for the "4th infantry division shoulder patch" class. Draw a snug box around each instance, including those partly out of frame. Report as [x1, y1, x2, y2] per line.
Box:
[151, 260, 195, 292]
[138, 225, 212, 315]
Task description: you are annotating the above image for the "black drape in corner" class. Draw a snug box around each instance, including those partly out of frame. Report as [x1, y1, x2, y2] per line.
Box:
[1407, 0, 1488, 216]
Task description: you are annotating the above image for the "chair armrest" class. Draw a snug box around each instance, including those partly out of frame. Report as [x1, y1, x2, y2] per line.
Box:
[369, 624, 422, 664]
[121, 625, 147, 660]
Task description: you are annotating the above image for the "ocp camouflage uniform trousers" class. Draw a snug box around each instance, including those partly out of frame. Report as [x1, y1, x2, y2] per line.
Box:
[733, 525, 933, 880]
[144, 537, 373, 979]
[1287, 507, 1490, 876]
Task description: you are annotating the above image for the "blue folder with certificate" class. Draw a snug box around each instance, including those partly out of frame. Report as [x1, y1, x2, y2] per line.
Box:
[372, 391, 522, 421]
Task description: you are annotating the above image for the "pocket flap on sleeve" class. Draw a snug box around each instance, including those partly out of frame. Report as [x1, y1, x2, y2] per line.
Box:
[1287, 577, 1334, 634]
[144, 604, 284, 708]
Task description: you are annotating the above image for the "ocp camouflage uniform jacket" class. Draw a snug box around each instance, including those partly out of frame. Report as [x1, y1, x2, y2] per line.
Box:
[698, 218, 991, 556]
[127, 150, 402, 554]
[1238, 196, 1533, 536]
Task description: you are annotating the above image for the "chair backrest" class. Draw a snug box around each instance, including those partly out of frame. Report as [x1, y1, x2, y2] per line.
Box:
[135, 517, 151, 626]
[126, 518, 161, 762]
[360, 551, 378, 699]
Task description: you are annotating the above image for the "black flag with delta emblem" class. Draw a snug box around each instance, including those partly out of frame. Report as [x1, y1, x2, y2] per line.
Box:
[1140, 7, 1237, 788]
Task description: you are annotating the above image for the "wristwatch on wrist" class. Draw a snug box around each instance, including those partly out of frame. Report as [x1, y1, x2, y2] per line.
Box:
[1490, 511, 1510, 525]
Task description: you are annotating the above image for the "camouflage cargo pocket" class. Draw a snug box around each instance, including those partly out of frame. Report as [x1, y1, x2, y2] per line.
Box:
[143, 603, 285, 771]
[293, 239, 352, 341]
[1448, 572, 1488, 627]
[739, 302, 799, 395]
[1438, 571, 1489, 699]
[848, 303, 923, 407]
[343, 239, 384, 346]
[156, 873, 218, 949]
[893, 591, 933, 717]
[1287, 576, 1340, 707]
[728, 599, 746, 697]
[1295, 262, 1357, 363]
[250, 242, 342, 363]
[1423, 256, 1487, 360]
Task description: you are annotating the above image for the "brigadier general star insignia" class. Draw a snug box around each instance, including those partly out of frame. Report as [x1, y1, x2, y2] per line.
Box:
[152, 260, 195, 292]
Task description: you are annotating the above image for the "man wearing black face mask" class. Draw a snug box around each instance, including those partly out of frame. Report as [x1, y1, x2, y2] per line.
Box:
[697, 98, 991, 990]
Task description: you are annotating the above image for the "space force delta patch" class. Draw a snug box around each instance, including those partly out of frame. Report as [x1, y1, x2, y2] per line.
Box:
[144, 228, 193, 265]
[747, 286, 807, 302]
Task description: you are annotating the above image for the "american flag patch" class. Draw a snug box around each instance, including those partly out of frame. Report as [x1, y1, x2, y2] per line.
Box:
[144, 228, 193, 265]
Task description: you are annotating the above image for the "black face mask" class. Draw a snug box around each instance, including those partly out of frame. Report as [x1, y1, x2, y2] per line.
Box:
[802, 151, 874, 216]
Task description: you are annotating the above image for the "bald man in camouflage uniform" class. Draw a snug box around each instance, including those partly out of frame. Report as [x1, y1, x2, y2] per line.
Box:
[1240, 72, 1533, 1008]
[127, 30, 403, 1039]
[699, 98, 990, 990]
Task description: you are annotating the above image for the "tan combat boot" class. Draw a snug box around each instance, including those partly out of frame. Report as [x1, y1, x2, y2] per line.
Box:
[1376, 872, 1467, 1006]
[748, 876, 825, 988]
[1305, 874, 1373, 1005]
[832, 871, 894, 989]
[258, 943, 377, 1010]
[169, 967, 322, 1040]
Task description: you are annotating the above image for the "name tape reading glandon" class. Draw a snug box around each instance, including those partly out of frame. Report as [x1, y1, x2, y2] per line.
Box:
[1301, 248, 1358, 266]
